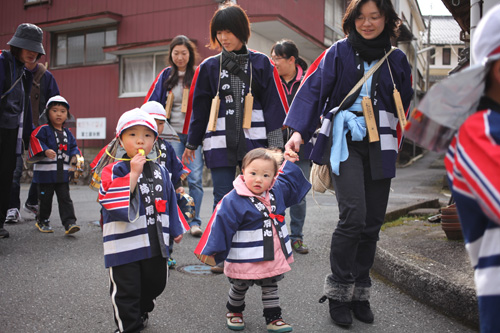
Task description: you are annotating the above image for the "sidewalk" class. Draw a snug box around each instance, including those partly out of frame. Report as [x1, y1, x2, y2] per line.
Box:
[376, 151, 478, 328]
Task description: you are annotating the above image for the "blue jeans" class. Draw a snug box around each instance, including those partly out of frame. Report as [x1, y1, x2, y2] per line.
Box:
[211, 166, 237, 211]
[170, 133, 204, 227]
[289, 158, 311, 242]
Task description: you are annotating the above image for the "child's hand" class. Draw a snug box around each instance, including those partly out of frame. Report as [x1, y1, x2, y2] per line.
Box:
[284, 149, 299, 163]
[45, 149, 56, 159]
[129, 152, 146, 191]
[174, 234, 183, 243]
[130, 152, 146, 176]
[175, 187, 185, 194]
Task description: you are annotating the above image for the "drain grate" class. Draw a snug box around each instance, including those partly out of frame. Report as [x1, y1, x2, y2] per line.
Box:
[176, 264, 215, 276]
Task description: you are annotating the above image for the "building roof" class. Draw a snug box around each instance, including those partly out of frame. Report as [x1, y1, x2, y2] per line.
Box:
[424, 16, 463, 45]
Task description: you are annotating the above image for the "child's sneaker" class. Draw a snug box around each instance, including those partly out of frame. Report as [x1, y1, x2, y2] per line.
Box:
[65, 224, 80, 235]
[167, 257, 177, 268]
[36, 220, 53, 233]
[226, 312, 245, 331]
[5, 208, 20, 223]
[266, 319, 292, 332]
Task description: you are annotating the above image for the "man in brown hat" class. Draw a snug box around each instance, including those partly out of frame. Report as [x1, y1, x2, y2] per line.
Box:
[0, 23, 45, 239]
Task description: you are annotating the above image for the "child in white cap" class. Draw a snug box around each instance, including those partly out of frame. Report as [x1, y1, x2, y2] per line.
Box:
[28, 95, 81, 234]
[99, 108, 188, 333]
[444, 5, 500, 332]
[140, 101, 191, 268]
[140, 101, 190, 191]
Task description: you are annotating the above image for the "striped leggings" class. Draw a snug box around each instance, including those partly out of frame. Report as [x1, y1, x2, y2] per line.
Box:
[227, 282, 282, 324]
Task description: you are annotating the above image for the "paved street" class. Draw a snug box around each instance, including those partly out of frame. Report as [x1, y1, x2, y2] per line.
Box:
[0, 152, 477, 332]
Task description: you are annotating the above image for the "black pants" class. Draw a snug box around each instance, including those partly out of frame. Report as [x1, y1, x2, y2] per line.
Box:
[26, 180, 38, 206]
[330, 139, 391, 288]
[0, 128, 18, 227]
[109, 256, 167, 333]
[38, 182, 76, 227]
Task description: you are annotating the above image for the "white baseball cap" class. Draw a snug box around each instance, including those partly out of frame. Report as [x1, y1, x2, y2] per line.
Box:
[115, 108, 158, 138]
[140, 101, 167, 121]
[472, 4, 500, 64]
[46, 95, 70, 110]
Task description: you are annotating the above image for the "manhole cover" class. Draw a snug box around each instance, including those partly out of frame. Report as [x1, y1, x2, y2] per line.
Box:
[177, 264, 214, 276]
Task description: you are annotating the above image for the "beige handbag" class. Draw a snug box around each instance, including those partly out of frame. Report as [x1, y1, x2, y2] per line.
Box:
[310, 162, 334, 193]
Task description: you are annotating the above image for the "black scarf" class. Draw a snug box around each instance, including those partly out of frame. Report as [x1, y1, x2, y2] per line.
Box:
[221, 47, 249, 165]
[347, 28, 392, 63]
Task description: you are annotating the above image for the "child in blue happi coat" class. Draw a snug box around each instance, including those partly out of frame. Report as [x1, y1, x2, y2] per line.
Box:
[28, 95, 81, 234]
[195, 148, 311, 332]
[99, 109, 188, 333]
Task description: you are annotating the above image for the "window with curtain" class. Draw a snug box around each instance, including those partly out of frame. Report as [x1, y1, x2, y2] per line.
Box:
[120, 52, 168, 97]
[53, 27, 117, 67]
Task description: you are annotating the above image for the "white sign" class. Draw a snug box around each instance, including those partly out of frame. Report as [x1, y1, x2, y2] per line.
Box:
[77, 117, 106, 140]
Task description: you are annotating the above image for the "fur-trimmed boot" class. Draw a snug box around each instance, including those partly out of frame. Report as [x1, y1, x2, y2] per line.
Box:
[323, 274, 354, 327]
[351, 286, 374, 323]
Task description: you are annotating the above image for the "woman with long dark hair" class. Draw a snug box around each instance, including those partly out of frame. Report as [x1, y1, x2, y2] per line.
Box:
[270, 39, 311, 255]
[285, 0, 413, 327]
[145, 35, 205, 237]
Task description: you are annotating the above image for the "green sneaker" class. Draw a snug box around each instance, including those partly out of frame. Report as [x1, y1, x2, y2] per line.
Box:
[292, 240, 309, 254]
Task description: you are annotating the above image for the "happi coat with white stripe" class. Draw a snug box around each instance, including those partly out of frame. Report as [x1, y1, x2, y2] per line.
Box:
[445, 98, 500, 332]
[28, 124, 80, 183]
[185, 49, 288, 169]
[194, 161, 311, 265]
[284, 38, 413, 180]
[99, 160, 189, 268]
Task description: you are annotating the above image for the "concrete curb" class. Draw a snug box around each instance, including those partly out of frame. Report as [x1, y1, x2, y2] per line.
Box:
[373, 200, 479, 328]
[384, 198, 441, 222]
[373, 246, 478, 327]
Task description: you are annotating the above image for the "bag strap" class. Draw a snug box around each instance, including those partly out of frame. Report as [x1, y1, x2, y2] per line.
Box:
[33, 63, 46, 84]
[30, 63, 47, 124]
[1, 67, 24, 100]
[338, 47, 395, 110]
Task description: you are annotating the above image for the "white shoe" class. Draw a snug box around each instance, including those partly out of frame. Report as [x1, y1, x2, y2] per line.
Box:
[190, 225, 203, 237]
[5, 208, 20, 223]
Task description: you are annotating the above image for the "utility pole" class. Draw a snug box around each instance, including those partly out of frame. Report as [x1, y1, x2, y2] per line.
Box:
[425, 16, 431, 92]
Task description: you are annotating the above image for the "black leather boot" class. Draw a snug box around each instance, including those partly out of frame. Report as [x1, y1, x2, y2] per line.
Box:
[329, 299, 352, 327]
[351, 300, 374, 323]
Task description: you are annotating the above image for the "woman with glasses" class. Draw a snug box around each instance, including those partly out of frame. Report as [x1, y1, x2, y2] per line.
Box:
[270, 39, 311, 255]
[284, 0, 413, 327]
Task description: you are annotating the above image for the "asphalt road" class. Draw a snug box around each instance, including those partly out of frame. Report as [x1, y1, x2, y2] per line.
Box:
[0, 152, 477, 332]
